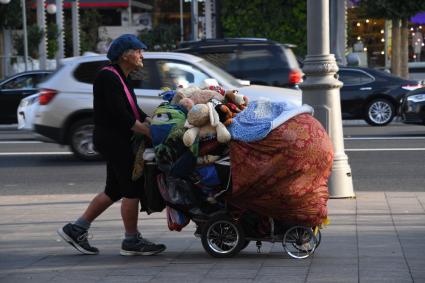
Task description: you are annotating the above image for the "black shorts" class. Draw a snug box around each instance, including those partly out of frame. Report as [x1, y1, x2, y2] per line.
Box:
[96, 137, 144, 202]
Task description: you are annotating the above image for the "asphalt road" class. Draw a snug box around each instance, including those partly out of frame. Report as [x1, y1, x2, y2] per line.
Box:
[0, 122, 424, 196]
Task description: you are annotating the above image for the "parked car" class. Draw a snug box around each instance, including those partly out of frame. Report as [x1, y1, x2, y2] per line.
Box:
[17, 93, 40, 130]
[399, 87, 425, 125]
[175, 38, 303, 89]
[33, 52, 301, 160]
[0, 70, 51, 124]
[336, 67, 421, 126]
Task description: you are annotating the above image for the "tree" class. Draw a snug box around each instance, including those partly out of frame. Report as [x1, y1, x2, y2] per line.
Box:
[219, 0, 307, 56]
[0, 0, 23, 78]
[359, 0, 425, 78]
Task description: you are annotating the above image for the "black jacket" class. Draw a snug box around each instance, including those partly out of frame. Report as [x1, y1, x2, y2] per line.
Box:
[93, 64, 147, 150]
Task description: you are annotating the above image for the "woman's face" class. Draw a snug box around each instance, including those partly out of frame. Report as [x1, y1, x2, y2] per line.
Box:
[123, 49, 144, 70]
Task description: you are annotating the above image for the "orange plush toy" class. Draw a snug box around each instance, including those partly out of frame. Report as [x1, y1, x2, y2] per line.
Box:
[215, 104, 236, 126]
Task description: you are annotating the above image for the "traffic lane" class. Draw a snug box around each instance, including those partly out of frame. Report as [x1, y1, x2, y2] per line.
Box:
[0, 154, 105, 196]
[0, 149, 424, 196]
[344, 138, 425, 149]
[343, 123, 425, 137]
[348, 150, 425, 192]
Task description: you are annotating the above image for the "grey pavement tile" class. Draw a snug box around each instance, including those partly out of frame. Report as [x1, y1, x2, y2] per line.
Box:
[206, 268, 259, 279]
[255, 275, 306, 283]
[257, 266, 308, 276]
[0, 272, 59, 283]
[201, 279, 253, 283]
[102, 275, 153, 283]
[150, 275, 204, 283]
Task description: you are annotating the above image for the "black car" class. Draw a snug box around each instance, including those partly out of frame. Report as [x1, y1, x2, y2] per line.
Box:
[0, 70, 51, 124]
[175, 38, 302, 88]
[400, 87, 425, 125]
[337, 67, 420, 126]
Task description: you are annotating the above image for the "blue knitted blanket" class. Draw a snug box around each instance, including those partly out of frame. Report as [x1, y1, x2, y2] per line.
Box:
[228, 100, 314, 142]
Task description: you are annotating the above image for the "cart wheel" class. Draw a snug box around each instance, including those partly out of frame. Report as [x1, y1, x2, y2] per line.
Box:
[282, 226, 318, 259]
[201, 215, 245, 258]
[292, 227, 322, 253]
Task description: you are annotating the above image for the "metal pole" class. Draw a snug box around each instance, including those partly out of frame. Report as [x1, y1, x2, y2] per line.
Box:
[21, 0, 28, 71]
[191, 0, 198, 41]
[72, 0, 80, 57]
[37, 0, 47, 69]
[300, 0, 355, 198]
[180, 0, 184, 42]
[128, 0, 132, 26]
[330, 0, 347, 65]
[56, 0, 64, 62]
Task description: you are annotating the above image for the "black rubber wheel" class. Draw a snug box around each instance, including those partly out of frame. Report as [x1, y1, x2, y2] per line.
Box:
[68, 118, 101, 161]
[201, 214, 245, 258]
[365, 98, 395, 126]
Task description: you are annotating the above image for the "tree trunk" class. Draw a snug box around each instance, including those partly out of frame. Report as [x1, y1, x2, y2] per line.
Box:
[400, 18, 409, 79]
[391, 18, 401, 77]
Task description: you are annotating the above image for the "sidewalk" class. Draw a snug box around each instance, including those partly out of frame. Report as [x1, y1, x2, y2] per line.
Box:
[0, 191, 424, 283]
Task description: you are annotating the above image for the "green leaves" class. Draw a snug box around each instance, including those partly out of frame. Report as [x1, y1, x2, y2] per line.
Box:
[220, 0, 307, 56]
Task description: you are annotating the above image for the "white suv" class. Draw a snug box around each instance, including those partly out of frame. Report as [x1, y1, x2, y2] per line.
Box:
[34, 52, 301, 160]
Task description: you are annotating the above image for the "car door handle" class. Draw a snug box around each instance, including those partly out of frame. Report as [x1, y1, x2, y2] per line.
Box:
[359, 87, 372, 90]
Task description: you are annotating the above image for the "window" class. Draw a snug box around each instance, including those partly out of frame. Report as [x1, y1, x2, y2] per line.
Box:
[156, 60, 210, 89]
[338, 70, 374, 86]
[73, 60, 108, 84]
[238, 46, 286, 72]
[3, 75, 34, 89]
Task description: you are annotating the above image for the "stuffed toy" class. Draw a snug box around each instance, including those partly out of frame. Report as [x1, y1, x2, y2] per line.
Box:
[183, 102, 231, 147]
[224, 90, 249, 112]
[172, 86, 224, 107]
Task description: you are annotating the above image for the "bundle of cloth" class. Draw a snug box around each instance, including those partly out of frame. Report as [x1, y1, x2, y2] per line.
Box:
[225, 99, 334, 227]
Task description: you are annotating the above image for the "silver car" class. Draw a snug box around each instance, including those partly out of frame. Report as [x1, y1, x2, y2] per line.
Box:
[34, 52, 301, 160]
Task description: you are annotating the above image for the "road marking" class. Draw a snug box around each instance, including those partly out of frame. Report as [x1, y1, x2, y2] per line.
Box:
[345, 137, 425, 140]
[0, 141, 42, 144]
[346, 148, 425, 151]
[0, 152, 72, 156]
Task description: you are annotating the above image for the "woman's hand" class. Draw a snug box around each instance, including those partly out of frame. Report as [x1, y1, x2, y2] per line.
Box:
[131, 120, 151, 139]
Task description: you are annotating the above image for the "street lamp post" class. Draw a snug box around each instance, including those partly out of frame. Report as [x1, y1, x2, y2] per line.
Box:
[300, 0, 355, 198]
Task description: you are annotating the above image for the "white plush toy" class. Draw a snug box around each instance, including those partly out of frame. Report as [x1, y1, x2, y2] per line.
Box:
[183, 102, 231, 147]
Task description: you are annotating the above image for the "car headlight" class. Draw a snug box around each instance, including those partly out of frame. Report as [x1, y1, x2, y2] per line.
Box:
[407, 94, 425, 103]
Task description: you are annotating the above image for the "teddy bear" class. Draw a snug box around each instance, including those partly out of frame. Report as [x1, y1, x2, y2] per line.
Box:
[171, 86, 224, 107]
[182, 102, 231, 147]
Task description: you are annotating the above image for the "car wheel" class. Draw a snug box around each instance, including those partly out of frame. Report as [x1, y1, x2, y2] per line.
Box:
[365, 98, 395, 126]
[69, 118, 100, 160]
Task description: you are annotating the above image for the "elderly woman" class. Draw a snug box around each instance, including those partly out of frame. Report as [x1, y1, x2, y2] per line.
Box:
[57, 34, 166, 256]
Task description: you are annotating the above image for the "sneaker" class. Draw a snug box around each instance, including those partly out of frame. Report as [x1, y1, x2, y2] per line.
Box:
[57, 223, 99, 255]
[120, 236, 166, 256]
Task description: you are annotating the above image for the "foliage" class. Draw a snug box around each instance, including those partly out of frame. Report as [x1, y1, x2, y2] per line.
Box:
[220, 0, 307, 56]
[79, 10, 102, 53]
[0, 0, 22, 29]
[139, 24, 180, 51]
[358, 0, 425, 19]
[47, 23, 59, 59]
[13, 24, 44, 58]
[64, 9, 103, 56]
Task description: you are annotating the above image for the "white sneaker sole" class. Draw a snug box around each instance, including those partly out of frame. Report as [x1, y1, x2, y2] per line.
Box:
[57, 228, 98, 255]
[119, 246, 166, 256]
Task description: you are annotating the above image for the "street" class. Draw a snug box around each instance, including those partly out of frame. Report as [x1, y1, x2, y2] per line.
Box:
[0, 122, 425, 282]
[1, 122, 424, 195]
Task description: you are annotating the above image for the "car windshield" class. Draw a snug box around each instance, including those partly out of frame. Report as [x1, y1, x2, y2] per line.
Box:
[197, 59, 243, 87]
